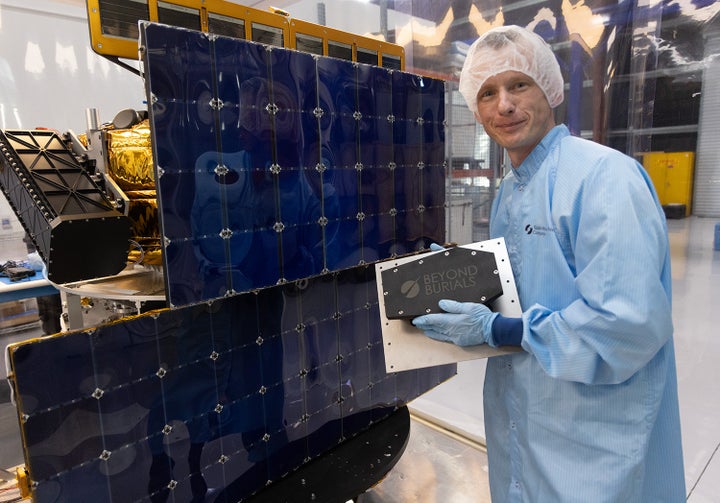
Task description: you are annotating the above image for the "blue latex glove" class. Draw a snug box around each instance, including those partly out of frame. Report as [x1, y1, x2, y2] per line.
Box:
[429, 243, 445, 251]
[412, 299, 499, 347]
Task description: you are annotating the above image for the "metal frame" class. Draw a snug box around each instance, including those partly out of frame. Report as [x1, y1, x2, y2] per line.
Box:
[86, 0, 404, 69]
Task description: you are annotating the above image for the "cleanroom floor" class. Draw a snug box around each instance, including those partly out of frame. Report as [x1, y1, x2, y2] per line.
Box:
[2, 216, 719, 502]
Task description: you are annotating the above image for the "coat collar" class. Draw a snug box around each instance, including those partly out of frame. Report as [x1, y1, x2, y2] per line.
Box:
[511, 124, 569, 183]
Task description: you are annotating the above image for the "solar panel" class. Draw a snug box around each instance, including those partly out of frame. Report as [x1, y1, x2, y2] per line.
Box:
[141, 22, 446, 307]
[9, 266, 455, 501]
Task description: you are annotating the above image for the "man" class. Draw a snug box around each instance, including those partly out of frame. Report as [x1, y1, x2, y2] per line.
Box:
[412, 26, 685, 501]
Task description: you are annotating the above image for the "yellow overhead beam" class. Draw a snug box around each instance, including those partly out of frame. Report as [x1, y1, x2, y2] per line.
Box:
[86, 0, 404, 70]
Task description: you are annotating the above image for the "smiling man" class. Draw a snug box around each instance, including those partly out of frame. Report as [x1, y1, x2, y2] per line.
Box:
[475, 69, 556, 166]
[412, 26, 686, 502]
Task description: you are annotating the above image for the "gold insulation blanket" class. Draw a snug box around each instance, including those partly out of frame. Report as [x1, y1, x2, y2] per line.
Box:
[105, 121, 162, 266]
[106, 121, 155, 191]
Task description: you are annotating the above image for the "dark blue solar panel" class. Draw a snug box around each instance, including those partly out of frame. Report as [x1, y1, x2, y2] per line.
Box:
[143, 22, 445, 307]
[9, 266, 455, 501]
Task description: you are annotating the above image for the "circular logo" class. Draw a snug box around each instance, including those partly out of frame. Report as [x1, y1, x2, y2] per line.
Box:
[400, 280, 421, 298]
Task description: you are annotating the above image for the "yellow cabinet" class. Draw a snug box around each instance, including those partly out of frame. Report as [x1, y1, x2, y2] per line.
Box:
[642, 151, 695, 217]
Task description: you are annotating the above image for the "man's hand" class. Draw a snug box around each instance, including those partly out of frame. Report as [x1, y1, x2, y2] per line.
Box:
[412, 299, 499, 347]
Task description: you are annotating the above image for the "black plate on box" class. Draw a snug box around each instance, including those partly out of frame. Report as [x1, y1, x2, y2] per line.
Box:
[380, 247, 503, 319]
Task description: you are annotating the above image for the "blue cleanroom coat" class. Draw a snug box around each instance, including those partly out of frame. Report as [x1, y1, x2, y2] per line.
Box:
[486, 125, 685, 502]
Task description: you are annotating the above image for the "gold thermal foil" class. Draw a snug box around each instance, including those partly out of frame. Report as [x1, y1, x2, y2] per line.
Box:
[125, 194, 162, 266]
[126, 194, 159, 239]
[105, 119, 163, 266]
[77, 133, 89, 148]
[106, 120, 155, 191]
[125, 190, 158, 201]
[128, 241, 163, 267]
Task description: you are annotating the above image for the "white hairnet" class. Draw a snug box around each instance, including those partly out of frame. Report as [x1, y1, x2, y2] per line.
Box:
[459, 25, 564, 114]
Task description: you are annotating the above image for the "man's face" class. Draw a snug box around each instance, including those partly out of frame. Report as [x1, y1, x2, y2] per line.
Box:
[474, 70, 555, 167]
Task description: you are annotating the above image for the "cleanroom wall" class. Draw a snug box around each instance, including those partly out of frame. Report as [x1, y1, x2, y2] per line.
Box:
[0, 0, 144, 133]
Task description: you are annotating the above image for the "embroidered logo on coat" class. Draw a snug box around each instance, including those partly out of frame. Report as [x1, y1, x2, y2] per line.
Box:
[524, 223, 556, 236]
